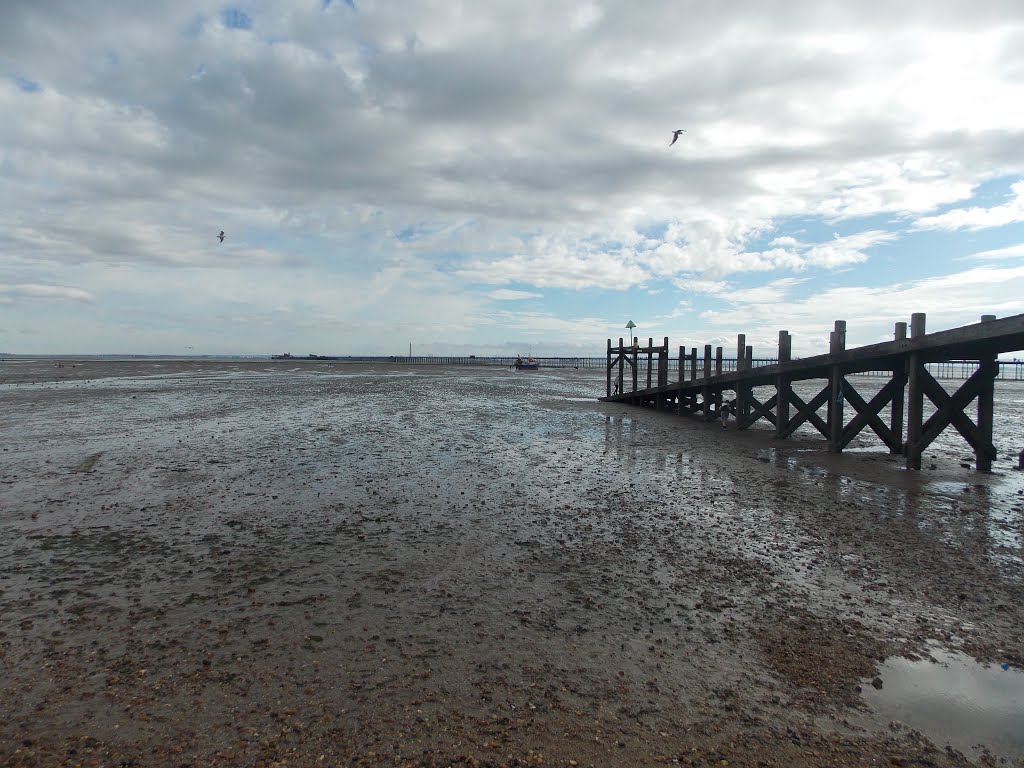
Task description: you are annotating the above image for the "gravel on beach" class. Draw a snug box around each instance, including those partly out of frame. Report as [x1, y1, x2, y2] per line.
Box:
[2, 360, 1022, 767]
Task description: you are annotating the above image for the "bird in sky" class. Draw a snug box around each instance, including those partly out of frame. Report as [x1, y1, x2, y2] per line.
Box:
[669, 129, 686, 146]
[218, 231, 225, 242]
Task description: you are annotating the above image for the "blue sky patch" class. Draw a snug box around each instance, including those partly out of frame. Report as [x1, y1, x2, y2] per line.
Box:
[14, 75, 41, 93]
[222, 8, 252, 30]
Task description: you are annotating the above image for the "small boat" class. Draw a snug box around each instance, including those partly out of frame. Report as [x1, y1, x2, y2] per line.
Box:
[514, 355, 539, 371]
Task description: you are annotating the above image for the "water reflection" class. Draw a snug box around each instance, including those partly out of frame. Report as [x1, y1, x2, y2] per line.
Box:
[863, 648, 1024, 761]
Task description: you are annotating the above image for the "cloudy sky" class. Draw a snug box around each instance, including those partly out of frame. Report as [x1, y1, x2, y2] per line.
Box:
[2, 0, 1023, 357]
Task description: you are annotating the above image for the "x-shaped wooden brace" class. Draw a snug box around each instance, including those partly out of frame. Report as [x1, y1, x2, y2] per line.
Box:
[779, 385, 830, 438]
[737, 392, 777, 430]
[838, 377, 903, 452]
[913, 366, 996, 461]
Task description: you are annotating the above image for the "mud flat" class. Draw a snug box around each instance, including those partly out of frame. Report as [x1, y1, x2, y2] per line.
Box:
[1, 360, 1022, 767]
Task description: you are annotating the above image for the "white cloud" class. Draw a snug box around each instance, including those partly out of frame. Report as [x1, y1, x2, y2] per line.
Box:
[960, 243, 1024, 261]
[672, 279, 729, 294]
[0, 283, 95, 303]
[700, 264, 1024, 356]
[487, 289, 543, 300]
[913, 182, 1024, 231]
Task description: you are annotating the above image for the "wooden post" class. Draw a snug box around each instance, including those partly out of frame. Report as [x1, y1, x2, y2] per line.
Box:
[617, 337, 625, 398]
[647, 337, 653, 390]
[890, 322, 907, 454]
[606, 338, 612, 397]
[977, 353, 997, 471]
[714, 346, 723, 417]
[906, 313, 926, 469]
[735, 334, 747, 423]
[977, 316, 997, 471]
[702, 344, 713, 417]
[829, 320, 846, 453]
[677, 345, 685, 415]
[775, 331, 791, 439]
[659, 337, 669, 388]
[740, 345, 753, 423]
[690, 347, 698, 382]
[631, 340, 639, 401]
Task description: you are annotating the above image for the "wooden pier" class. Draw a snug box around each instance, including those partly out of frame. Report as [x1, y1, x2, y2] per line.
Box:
[602, 313, 1024, 471]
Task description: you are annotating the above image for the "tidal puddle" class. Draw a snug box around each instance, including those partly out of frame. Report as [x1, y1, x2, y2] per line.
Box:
[862, 648, 1024, 760]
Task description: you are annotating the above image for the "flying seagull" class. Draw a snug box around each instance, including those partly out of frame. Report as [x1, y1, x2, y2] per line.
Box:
[669, 129, 687, 146]
[218, 231, 225, 242]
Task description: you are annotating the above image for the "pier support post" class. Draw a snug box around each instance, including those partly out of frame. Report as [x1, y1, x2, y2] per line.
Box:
[828, 321, 846, 453]
[906, 313, 926, 469]
[617, 338, 625, 399]
[677, 345, 685, 415]
[890, 322, 908, 454]
[690, 347, 698, 383]
[647, 337, 654, 390]
[977, 316, 997, 471]
[606, 338, 612, 398]
[743, 345, 753, 422]
[702, 345, 713, 418]
[735, 335, 747, 425]
[631, 340, 639, 403]
[977, 353, 997, 471]
[659, 337, 669, 388]
[775, 331, 791, 439]
[715, 347, 723, 418]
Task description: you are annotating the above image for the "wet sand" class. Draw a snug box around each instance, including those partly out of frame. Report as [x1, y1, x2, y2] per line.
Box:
[2, 360, 1022, 767]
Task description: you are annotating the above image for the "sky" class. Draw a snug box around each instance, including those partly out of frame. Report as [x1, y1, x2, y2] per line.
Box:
[2, 0, 1023, 358]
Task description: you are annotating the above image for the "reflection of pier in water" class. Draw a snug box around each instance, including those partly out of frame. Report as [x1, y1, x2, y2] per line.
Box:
[601, 313, 1024, 472]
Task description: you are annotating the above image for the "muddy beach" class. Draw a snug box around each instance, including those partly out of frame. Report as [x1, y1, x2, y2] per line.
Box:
[2, 360, 1022, 767]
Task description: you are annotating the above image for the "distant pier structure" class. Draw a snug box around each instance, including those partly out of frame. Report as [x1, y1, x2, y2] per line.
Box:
[602, 313, 1024, 471]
